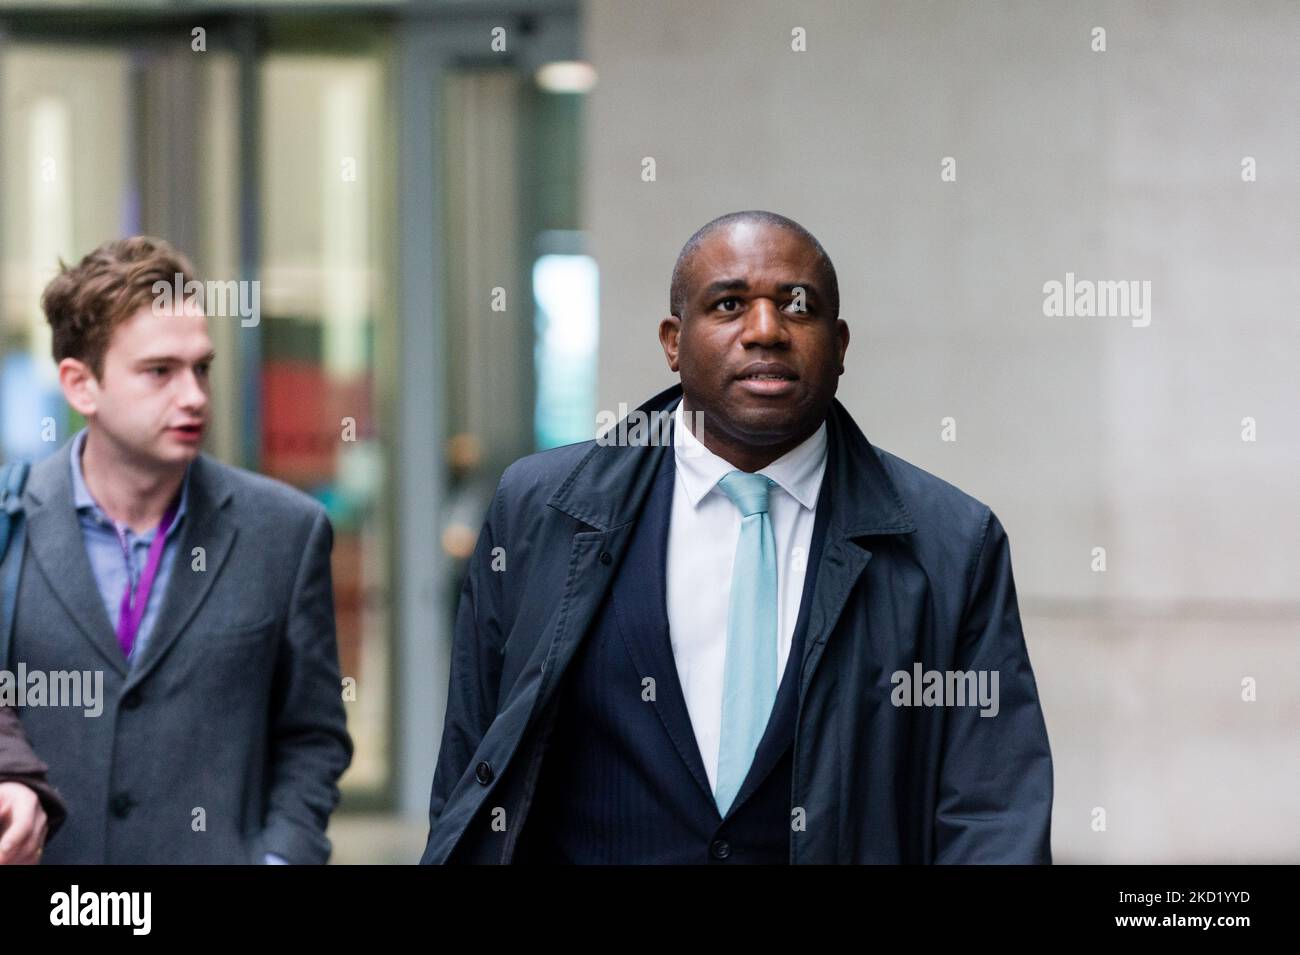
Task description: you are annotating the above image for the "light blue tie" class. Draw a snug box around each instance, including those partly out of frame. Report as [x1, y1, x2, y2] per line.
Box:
[713, 470, 779, 817]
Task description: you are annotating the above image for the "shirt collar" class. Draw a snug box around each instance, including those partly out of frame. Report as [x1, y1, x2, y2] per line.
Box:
[70, 427, 191, 538]
[672, 399, 828, 511]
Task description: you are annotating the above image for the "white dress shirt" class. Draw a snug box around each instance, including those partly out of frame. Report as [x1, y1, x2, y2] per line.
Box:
[665, 398, 828, 794]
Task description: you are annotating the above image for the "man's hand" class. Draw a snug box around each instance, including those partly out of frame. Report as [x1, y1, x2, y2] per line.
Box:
[0, 781, 49, 865]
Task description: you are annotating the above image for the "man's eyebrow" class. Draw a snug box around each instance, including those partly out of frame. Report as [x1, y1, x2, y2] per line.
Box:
[777, 281, 822, 297]
[699, 278, 823, 300]
[133, 351, 217, 366]
[699, 278, 750, 298]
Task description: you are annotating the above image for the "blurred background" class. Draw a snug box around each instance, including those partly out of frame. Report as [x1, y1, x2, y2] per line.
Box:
[0, 0, 1295, 863]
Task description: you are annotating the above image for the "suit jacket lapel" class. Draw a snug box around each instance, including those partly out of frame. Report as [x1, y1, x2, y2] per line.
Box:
[544, 382, 922, 817]
[610, 448, 717, 807]
[126, 454, 235, 687]
[23, 444, 127, 677]
[23, 447, 238, 685]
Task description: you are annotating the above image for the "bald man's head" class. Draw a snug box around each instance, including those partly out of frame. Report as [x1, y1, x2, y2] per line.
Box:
[657, 209, 850, 472]
[668, 210, 839, 322]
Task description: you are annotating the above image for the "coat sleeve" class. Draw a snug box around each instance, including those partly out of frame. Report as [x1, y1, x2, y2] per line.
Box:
[0, 701, 67, 838]
[421, 482, 507, 859]
[261, 508, 354, 864]
[933, 509, 1054, 863]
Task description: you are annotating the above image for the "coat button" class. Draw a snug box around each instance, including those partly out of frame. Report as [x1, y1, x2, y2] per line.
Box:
[475, 761, 494, 785]
[122, 689, 142, 710]
[710, 839, 731, 860]
[110, 793, 133, 818]
[599, 551, 612, 565]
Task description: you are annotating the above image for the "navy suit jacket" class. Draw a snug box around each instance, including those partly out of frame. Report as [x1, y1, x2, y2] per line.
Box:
[511, 439, 830, 862]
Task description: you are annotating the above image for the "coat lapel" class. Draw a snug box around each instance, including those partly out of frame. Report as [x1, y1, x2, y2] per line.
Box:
[527, 390, 684, 721]
[797, 395, 918, 695]
[20, 444, 237, 686]
[540, 382, 921, 788]
[23, 443, 127, 677]
[126, 454, 235, 687]
[442, 383, 922, 860]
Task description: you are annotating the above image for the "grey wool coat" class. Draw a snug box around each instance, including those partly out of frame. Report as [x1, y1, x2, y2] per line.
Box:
[1, 440, 353, 863]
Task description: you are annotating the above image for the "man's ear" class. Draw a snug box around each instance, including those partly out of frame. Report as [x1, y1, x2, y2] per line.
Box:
[835, 318, 850, 374]
[659, 315, 682, 372]
[58, 358, 99, 417]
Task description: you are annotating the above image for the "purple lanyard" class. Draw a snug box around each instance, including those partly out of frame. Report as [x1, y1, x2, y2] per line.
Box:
[116, 500, 180, 659]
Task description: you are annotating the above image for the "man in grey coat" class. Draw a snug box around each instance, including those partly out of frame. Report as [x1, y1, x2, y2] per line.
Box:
[421, 211, 1052, 864]
[1, 237, 352, 863]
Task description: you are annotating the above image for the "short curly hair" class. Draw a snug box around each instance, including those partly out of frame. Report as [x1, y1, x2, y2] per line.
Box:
[41, 235, 197, 380]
